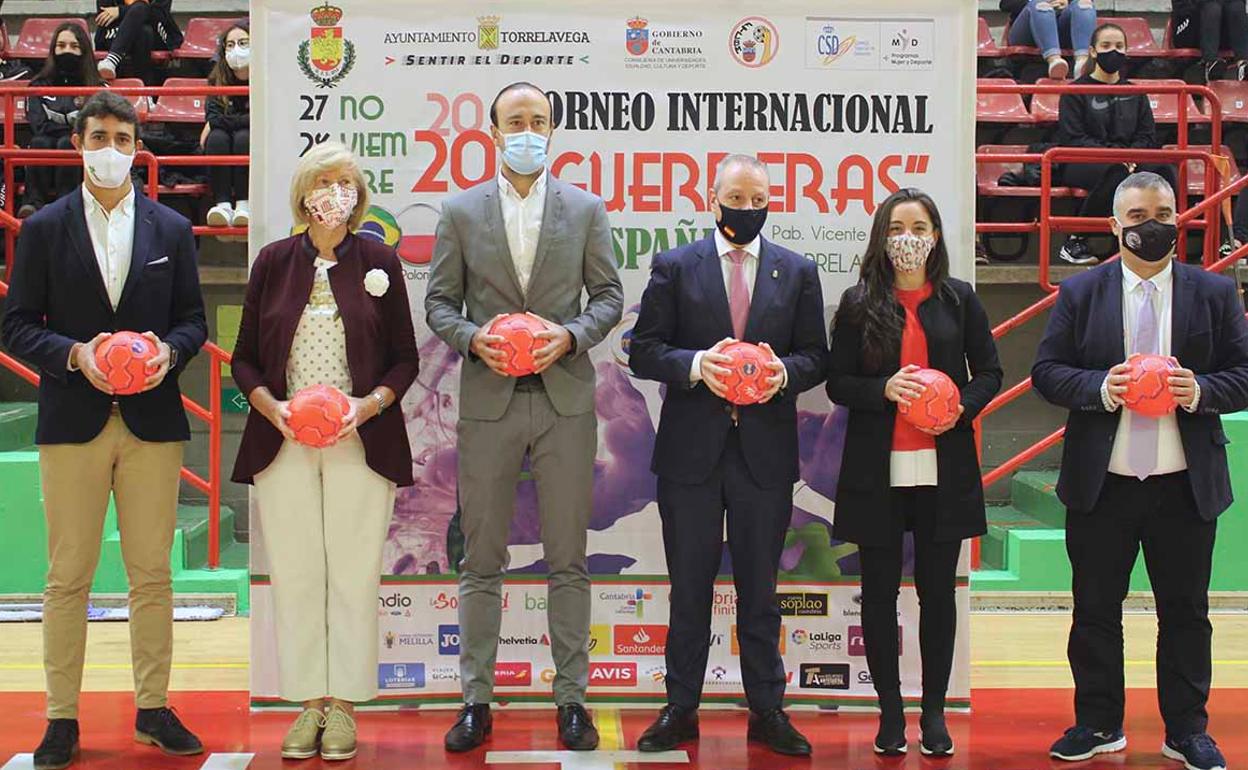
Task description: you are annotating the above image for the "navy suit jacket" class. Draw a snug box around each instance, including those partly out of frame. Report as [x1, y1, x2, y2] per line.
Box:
[1032, 259, 1248, 520]
[629, 235, 828, 488]
[1, 188, 207, 444]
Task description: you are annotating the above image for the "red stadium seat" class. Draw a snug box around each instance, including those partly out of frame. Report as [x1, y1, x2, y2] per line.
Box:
[997, 19, 1042, 57]
[976, 78, 1033, 124]
[1029, 78, 1065, 123]
[1207, 81, 1248, 123]
[976, 144, 1084, 199]
[978, 17, 1001, 57]
[1107, 18, 1159, 56]
[175, 18, 246, 59]
[0, 20, 10, 57]
[147, 77, 208, 123]
[1163, 144, 1241, 196]
[1, 81, 31, 125]
[12, 18, 89, 59]
[110, 78, 150, 120]
[1146, 80, 1209, 124]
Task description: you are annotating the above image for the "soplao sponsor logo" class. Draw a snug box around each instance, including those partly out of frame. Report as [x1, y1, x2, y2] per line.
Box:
[613, 624, 668, 655]
[776, 592, 829, 617]
[590, 662, 638, 687]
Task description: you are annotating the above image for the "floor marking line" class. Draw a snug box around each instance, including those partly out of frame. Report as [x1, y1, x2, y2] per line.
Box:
[0, 754, 34, 770]
[486, 750, 688, 770]
[199, 754, 254, 770]
[0, 663, 248, 671]
[974, 660, 1248, 667]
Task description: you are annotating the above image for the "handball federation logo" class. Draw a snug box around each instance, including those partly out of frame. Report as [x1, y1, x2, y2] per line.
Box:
[730, 16, 779, 68]
[298, 2, 356, 88]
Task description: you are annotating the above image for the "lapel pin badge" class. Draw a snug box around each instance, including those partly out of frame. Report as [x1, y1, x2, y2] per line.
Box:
[771, 269, 779, 279]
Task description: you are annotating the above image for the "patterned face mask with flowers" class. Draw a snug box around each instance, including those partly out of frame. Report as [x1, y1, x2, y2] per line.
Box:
[886, 232, 935, 273]
[304, 183, 358, 230]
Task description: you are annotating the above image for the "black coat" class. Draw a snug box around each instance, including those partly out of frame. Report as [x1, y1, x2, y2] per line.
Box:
[1055, 75, 1158, 151]
[826, 278, 1003, 546]
[26, 76, 79, 139]
[205, 95, 249, 133]
[1032, 260, 1248, 520]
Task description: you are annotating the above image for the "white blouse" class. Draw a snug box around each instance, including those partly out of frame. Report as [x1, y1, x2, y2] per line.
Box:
[286, 257, 353, 395]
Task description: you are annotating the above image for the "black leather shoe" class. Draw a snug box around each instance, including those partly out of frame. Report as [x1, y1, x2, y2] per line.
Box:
[558, 703, 600, 751]
[638, 704, 699, 752]
[134, 708, 203, 756]
[919, 713, 954, 757]
[34, 719, 79, 770]
[445, 704, 492, 752]
[747, 708, 811, 757]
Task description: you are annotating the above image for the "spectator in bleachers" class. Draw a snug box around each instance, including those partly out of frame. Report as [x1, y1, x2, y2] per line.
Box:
[203, 21, 250, 229]
[1171, 0, 1248, 82]
[19, 23, 102, 219]
[1002, 0, 1098, 80]
[95, 0, 183, 85]
[1055, 23, 1179, 265]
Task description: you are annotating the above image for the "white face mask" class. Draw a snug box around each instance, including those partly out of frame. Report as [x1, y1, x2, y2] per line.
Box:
[885, 232, 936, 273]
[225, 44, 250, 71]
[82, 145, 134, 189]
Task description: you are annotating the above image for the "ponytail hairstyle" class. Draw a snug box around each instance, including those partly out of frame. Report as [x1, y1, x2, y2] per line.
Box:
[1082, 22, 1127, 78]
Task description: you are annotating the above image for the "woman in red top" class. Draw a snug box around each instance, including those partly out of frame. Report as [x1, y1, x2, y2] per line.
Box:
[827, 189, 1002, 757]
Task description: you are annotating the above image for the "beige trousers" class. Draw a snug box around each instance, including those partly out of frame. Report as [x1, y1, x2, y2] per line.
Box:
[39, 413, 183, 719]
[254, 435, 395, 703]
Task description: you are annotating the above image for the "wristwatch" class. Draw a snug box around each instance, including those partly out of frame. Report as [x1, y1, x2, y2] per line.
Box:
[372, 391, 386, 413]
[168, 345, 178, 370]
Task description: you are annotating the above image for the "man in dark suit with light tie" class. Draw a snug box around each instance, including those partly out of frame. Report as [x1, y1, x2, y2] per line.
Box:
[629, 154, 827, 757]
[1034, 172, 1248, 770]
[1, 91, 206, 769]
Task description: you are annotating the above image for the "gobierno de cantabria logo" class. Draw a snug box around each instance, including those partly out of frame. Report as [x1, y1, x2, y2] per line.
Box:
[298, 2, 356, 88]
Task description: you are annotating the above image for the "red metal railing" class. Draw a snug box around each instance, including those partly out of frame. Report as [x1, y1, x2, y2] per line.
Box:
[0, 84, 247, 568]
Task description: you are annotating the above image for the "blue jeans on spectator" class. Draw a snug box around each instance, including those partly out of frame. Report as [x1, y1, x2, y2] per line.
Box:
[1008, 0, 1098, 59]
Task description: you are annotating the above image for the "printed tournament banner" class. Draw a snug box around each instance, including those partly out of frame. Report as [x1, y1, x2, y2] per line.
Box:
[248, 0, 978, 709]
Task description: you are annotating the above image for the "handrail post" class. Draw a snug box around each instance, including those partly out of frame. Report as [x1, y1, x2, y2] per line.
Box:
[1177, 91, 1190, 260]
[1039, 151, 1054, 292]
[208, 352, 222, 570]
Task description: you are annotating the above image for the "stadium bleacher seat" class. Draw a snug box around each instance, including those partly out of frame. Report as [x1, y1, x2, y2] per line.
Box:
[111, 78, 151, 120]
[977, 144, 1084, 199]
[176, 17, 246, 59]
[1163, 144, 1242, 196]
[0, 21, 9, 57]
[997, 20, 1042, 57]
[1108, 17, 1160, 57]
[12, 18, 90, 60]
[978, 17, 1001, 57]
[1207, 81, 1248, 123]
[1146, 80, 1209, 124]
[977, 78, 1032, 124]
[1, 81, 31, 125]
[1029, 78, 1064, 123]
[147, 77, 208, 123]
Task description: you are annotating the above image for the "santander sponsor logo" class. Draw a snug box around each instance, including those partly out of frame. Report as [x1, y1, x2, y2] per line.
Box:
[494, 662, 532, 687]
[590, 662, 638, 687]
[613, 624, 668, 655]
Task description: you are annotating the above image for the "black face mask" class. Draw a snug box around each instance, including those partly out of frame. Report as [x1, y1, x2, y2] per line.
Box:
[54, 52, 81, 75]
[716, 204, 768, 246]
[1095, 49, 1127, 75]
[1120, 219, 1177, 262]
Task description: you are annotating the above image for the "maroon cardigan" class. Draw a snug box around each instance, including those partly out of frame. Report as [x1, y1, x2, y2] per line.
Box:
[230, 233, 419, 486]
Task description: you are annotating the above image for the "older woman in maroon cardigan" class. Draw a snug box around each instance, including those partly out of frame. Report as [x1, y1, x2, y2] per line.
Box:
[231, 141, 418, 762]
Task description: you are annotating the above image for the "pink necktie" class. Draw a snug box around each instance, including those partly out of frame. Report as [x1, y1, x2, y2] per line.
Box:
[727, 249, 750, 339]
[1127, 279, 1159, 480]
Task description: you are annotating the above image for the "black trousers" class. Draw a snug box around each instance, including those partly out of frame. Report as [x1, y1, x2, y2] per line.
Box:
[657, 428, 792, 713]
[24, 133, 77, 206]
[1066, 472, 1216, 737]
[204, 127, 250, 204]
[1172, 0, 1248, 61]
[1233, 190, 1248, 244]
[1063, 162, 1180, 221]
[95, 3, 157, 84]
[858, 486, 962, 714]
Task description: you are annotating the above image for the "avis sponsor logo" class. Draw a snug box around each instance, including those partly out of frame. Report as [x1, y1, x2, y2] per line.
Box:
[378, 662, 425, 690]
[614, 625, 668, 655]
[777, 592, 829, 617]
[799, 663, 850, 690]
[494, 663, 532, 687]
[848, 625, 903, 656]
[438, 624, 460, 655]
[590, 662, 638, 687]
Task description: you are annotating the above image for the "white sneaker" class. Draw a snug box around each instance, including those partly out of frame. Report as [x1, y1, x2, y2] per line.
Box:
[1048, 56, 1069, 80]
[206, 202, 233, 227]
[98, 56, 118, 81]
[231, 200, 249, 227]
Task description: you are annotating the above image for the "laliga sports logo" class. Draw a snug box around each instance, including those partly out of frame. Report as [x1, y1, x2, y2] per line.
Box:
[298, 2, 356, 88]
[626, 17, 650, 56]
[729, 17, 779, 68]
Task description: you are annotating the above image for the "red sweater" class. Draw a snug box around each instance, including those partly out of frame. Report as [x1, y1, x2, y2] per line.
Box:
[893, 282, 935, 451]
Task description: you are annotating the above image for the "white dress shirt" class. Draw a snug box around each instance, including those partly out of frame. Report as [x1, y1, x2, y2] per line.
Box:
[497, 170, 547, 294]
[690, 229, 787, 387]
[82, 183, 135, 310]
[1103, 260, 1198, 476]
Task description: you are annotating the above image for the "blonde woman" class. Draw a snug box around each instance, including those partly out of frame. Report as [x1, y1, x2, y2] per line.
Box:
[231, 142, 419, 760]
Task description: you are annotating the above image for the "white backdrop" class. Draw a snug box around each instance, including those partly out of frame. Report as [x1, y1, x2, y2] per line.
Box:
[248, 0, 977, 710]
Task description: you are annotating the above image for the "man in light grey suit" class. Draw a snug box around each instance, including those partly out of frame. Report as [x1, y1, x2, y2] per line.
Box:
[426, 82, 623, 754]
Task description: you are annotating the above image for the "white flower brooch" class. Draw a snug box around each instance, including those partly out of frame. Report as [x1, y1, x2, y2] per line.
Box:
[364, 268, 390, 298]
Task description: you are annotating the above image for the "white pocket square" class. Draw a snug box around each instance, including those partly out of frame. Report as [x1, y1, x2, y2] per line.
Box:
[149, 256, 170, 266]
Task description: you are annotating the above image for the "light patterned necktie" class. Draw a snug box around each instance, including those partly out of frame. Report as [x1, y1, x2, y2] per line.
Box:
[727, 249, 750, 339]
[1127, 279, 1159, 480]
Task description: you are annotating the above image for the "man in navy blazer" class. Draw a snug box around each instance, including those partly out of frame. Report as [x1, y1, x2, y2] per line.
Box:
[1033, 172, 1248, 770]
[629, 155, 827, 757]
[1, 91, 206, 769]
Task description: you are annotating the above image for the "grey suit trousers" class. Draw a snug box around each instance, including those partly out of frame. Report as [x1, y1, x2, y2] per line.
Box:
[457, 386, 596, 705]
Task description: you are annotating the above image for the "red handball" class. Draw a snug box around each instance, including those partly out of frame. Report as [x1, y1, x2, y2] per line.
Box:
[719, 342, 774, 406]
[897, 368, 961, 432]
[1122, 353, 1178, 418]
[287, 384, 351, 448]
[93, 331, 158, 395]
[488, 313, 549, 377]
